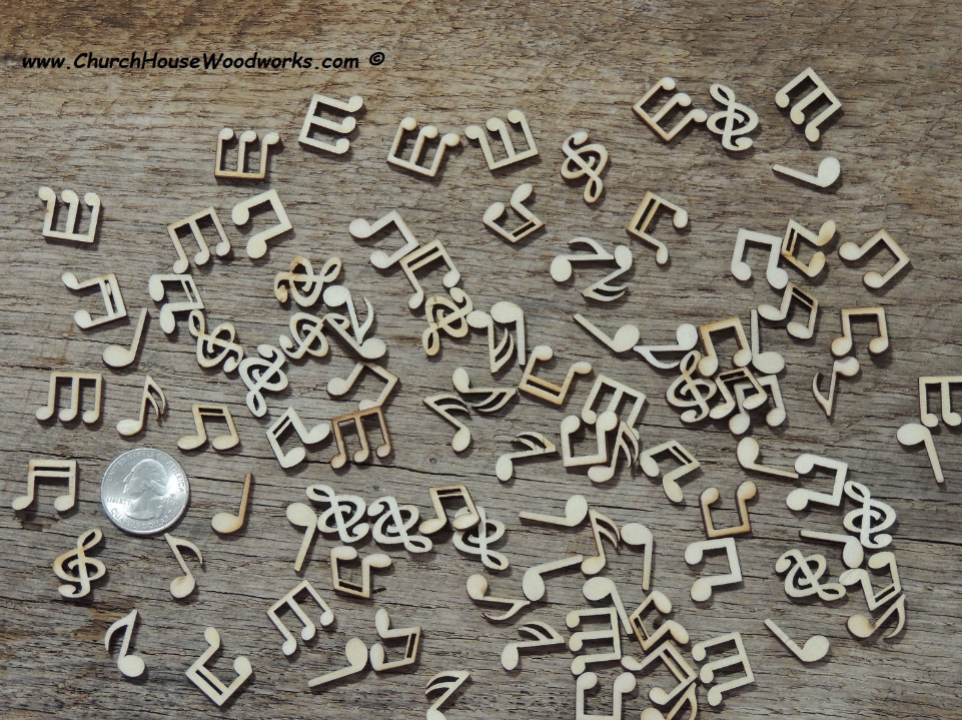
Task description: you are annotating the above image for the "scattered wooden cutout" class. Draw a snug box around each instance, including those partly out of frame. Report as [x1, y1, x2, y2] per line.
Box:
[641, 440, 700, 504]
[706, 83, 759, 151]
[666, 351, 717, 423]
[299, 93, 363, 154]
[500, 621, 566, 670]
[832, 306, 889, 357]
[308, 483, 369, 544]
[425, 670, 471, 720]
[576, 671, 636, 720]
[38, 186, 101, 243]
[574, 314, 641, 355]
[582, 374, 646, 428]
[164, 533, 202, 599]
[710, 367, 767, 421]
[764, 619, 829, 663]
[697, 317, 753, 377]
[839, 551, 901, 610]
[839, 229, 910, 289]
[560, 131, 607, 204]
[484, 183, 544, 244]
[399, 239, 462, 310]
[12, 458, 77, 513]
[729, 374, 786, 435]
[846, 595, 906, 640]
[582, 509, 620, 575]
[466, 574, 530, 622]
[274, 256, 341, 308]
[772, 156, 841, 188]
[420, 485, 480, 535]
[758, 283, 818, 340]
[587, 422, 639, 483]
[465, 109, 538, 170]
[523, 554, 585, 601]
[349, 210, 420, 269]
[583, 246, 633, 302]
[691, 632, 754, 707]
[626, 191, 688, 265]
[735, 437, 798, 479]
[387, 117, 460, 177]
[423, 288, 474, 356]
[148, 273, 203, 334]
[798, 529, 864, 570]
[287, 502, 318, 572]
[330, 545, 392, 598]
[897, 422, 944, 484]
[699, 481, 757, 538]
[628, 591, 688, 652]
[731, 229, 790, 289]
[267, 407, 330, 468]
[329, 405, 392, 468]
[177, 404, 239, 452]
[775, 67, 841, 142]
[168, 207, 231, 273]
[104, 307, 150, 369]
[231, 188, 292, 259]
[775, 550, 846, 601]
[843, 481, 896, 550]
[621, 640, 697, 708]
[453, 506, 508, 571]
[53, 528, 106, 599]
[211, 472, 252, 534]
[308, 638, 368, 689]
[453, 367, 516, 413]
[566, 607, 622, 675]
[684, 537, 742, 602]
[370, 608, 421, 671]
[267, 578, 335, 656]
[560, 411, 618, 467]
[519, 494, 588, 527]
[117, 375, 166, 437]
[238, 344, 288, 418]
[781, 219, 834, 278]
[62, 271, 126, 329]
[215, 128, 279, 180]
[185, 627, 252, 706]
[496, 431, 557, 481]
[582, 576, 633, 635]
[632, 77, 708, 141]
[424, 394, 472, 453]
[787, 454, 848, 511]
[189, 310, 244, 372]
[749, 309, 785, 375]
[467, 301, 526, 371]
[634, 324, 699, 370]
[327, 360, 397, 410]
[369, 496, 432, 553]
[104, 609, 146, 678]
[36, 371, 103, 425]
[812, 356, 860, 417]
[519, 345, 592, 405]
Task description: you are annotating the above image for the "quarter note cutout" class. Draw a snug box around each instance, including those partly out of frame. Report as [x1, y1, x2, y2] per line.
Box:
[666, 351, 717, 423]
[466, 574, 530, 622]
[897, 422, 944, 485]
[370, 608, 421, 671]
[231, 188, 292, 260]
[104, 308, 149, 368]
[484, 183, 544, 244]
[13, 458, 77, 513]
[582, 509, 620, 575]
[330, 545, 392, 598]
[426, 671, 470, 720]
[574, 314, 641, 355]
[104, 609, 146, 678]
[420, 484, 480, 535]
[758, 282, 818, 340]
[500, 621, 565, 670]
[519, 494, 589, 527]
[519, 345, 592, 405]
[842, 480, 896, 550]
[465, 109, 538, 170]
[274, 256, 342, 307]
[423, 287, 474, 356]
[287, 502, 318, 572]
[697, 317, 752, 377]
[61, 271, 126, 329]
[560, 131, 607, 204]
[369, 495, 433, 553]
[691, 632, 754, 707]
[349, 210, 420, 269]
[566, 607, 622, 675]
[424, 394, 472, 453]
[329, 406, 392, 468]
[308, 483, 369, 544]
[177, 404, 240, 452]
[452, 368, 516, 413]
[684, 537, 741, 602]
[576, 671, 636, 720]
[522, 554, 585, 601]
[467, 301, 527, 371]
[626, 191, 688, 265]
[267, 578, 335, 656]
[627, 591, 688, 652]
[148, 273, 203, 334]
[764, 619, 829, 663]
[787, 453, 848, 510]
[117, 375, 167, 437]
[749, 309, 785, 375]
[36, 371, 102, 425]
[53, 528, 106, 599]
[632, 77, 707, 141]
[267, 407, 330, 468]
[812, 356, 860, 417]
[211, 472, 252, 534]
[399, 239, 462, 310]
[731, 229, 789, 289]
[387, 117, 460, 177]
[775, 550, 846, 601]
[167, 207, 231, 273]
[299, 93, 363, 154]
[453, 506, 508, 571]
[215, 128, 279, 179]
[839, 228, 910, 289]
[706, 83, 759, 151]
[772, 156, 841, 188]
[735, 437, 798, 479]
[781, 219, 835, 278]
[774, 67, 841, 142]
[621, 640, 696, 708]
[699, 481, 757, 538]
[327, 360, 397, 411]
[189, 310, 244, 372]
[308, 638, 368, 689]
[496, 431, 557, 481]
[38, 186, 101, 243]
[239, 344, 288, 418]
[641, 440, 700, 504]
[185, 627, 252, 706]
[164, 533, 202, 599]
[831, 306, 889, 357]
[798, 529, 864, 570]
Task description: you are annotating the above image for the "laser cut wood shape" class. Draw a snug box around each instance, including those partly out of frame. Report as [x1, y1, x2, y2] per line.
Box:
[566, 607, 622, 675]
[388, 117, 460, 177]
[211, 472, 252, 534]
[322, 286, 387, 360]
[576, 671, 636, 720]
[574, 314, 641, 355]
[267, 407, 330, 468]
[582, 374, 647, 428]
[758, 283, 818, 340]
[842, 480, 896, 550]
[772, 156, 841, 188]
[327, 361, 397, 412]
[38, 186, 100, 243]
[764, 619, 829, 663]
[496, 431, 557, 481]
[581, 509, 620, 575]
[684, 537, 741, 602]
[732, 229, 789, 289]
[641, 440, 700, 504]
[453, 368, 516, 413]
[238, 343, 288, 417]
[583, 246, 633, 303]
[691, 632, 754, 707]
[231, 188, 292, 259]
[523, 554, 585, 601]
[467, 301, 527, 371]
[846, 594, 906, 640]
[299, 93, 363, 154]
[729, 374, 786, 435]
[399, 239, 462, 310]
[350, 210, 420, 270]
[329, 406, 392, 468]
[164, 533, 203, 599]
[423, 288, 474, 356]
[104, 307, 149, 369]
[484, 183, 544, 244]
[177, 404, 239, 452]
[330, 545, 392, 598]
[36, 371, 102, 425]
[54, 528, 106, 599]
[798, 529, 864, 570]
[168, 207, 232, 273]
[787, 454, 847, 511]
[550, 237, 614, 281]
[189, 310, 244, 372]
[215, 128, 279, 179]
[749, 309, 784, 375]
[287, 502, 318, 572]
[104, 609, 146, 678]
[148, 273, 203, 335]
[420, 484, 480, 535]
[781, 219, 834, 278]
[638, 681, 697, 720]
[561, 131, 607, 204]
[308, 638, 368, 689]
[275, 256, 342, 308]
[735, 437, 798, 479]
[454, 506, 508, 570]
[308, 482, 369, 544]
[117, 375, 166, 437]
[13, 459, 77, 513]
[775, 550, 846, 601]
[465, 109, 538, 170]
[519, 345, 592, 405]
[369, 496, 432, 553]
[582, 576, 632, 635]
[370, 608, 421, 671]
[466, 574, 530, 622]
[426, 670, 470, 720]
[839, 229, 910, 289]
[626, 191, 688, 265]
[500, 621, 565, 670]
[634, 323, 700, 370]
[587, 422, 639, 484]
[519, 494, 588, 527]
[831, 306, 889, 357]
[185, 627, 252, 706]
[840, 552, 901, 609]
[62, 271, 126, 329]
[632, 77, 708, 141]
[666, 351, 717, 424]
[560, 411, 619, 467]
[897, 422, 944, 484]
[918, 375, 962, 427]
[267, 579, 335, 656]
[628, 591, 689, 653]
[812, 355, 860, 417]
[710, 367, 767, 421]
[280, 312, 329, 361]
[706, 82, 759, 151]
[699, 481, 757, 538]
[775, 67, 841, 142]
[424, 394, 472, 453]
[621, 640, 696, 709]
[697, 317, 752, 377]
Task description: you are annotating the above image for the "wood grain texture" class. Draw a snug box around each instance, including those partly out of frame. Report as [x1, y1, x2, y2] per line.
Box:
[2, 1, 961, 717]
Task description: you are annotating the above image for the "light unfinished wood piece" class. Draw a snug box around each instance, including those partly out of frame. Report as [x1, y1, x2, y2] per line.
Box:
[691, 632, 754, 707]
[518, 494, 588, 527]
[522, 554, 585, 602]
[583, 246, 633, 303]
[710, 367, 767, 422]
[706, 83, 759, 151]
[484, 183, 544, 244]
[697, 317, 753, 377]
[420, 484, 480, 535]
[103, 307, 150, 369]
[758, 283, 818, 340]
[632, 77, 707, 142]
[423, 288, 474, 356]
[148, 273, 203, 335]
[211, 472, 252, 534]
[634, 323, 699, 370]
[231, 188, 292, 259]
[626, 191, 688, 265]
[839, 228, 910, 289]
[280, 312, 329, 361]
[496, 431, 557, 482]
[566, 606, 622, 675]
[466, 574, 530, 622]
[729, 374, 786, 435]
[399, 239, 462, 310]
[787, 453, 848, 511]
[116, 375, 166, 437]
[387, 117, 460, 177]
[587, 422, 639, 484]
[749, 309, 785, 375]
[576, 671, 636, 720]
[465, 109, 538, 170]
[500, 620, 565, 671]
[812, 356, 861, 417]
[699, 481, 757, 538]
[772, 156, 841, 188]
[189, 310, 244, 373]
[238, 344, 288, 418]
[628, 591, 689, 652]
[560, 131, 607, 204]
[185, 627, 252, 706]
[897, 422, 945, 484]
[308, 483, 369, 544]
[452, 368, 516, 413]
[12, 458, 77, 513]
[370, 608, 421, 671]
[621, 640, 697, 708]
[425, 670, 471, 720]
[775, 550, 846, 601]
[781, 219, 834, 278]
[847, 595, 906, 640]
[61, 270, 126, 329]
[327, 360, 397, 411]
[519, 345, 592, 405]
[267, 407, 330, 469]
[798, 529, 864, 570]
[286, 502, 318, 573]
[329, 405, 392, 469]
[574, 314, 641, 355]
[665, 351, 717, 423]
[299, 93, 363, 154]
[164, 533, 202, 599]
[684, 536, 742, 602]
[639, 679, 697, 720]
[267, 578, 335, 657]
[467, 301, 526, 372]
[775, 67, 841, 142]
[307, 638, 368, 689]
[831, 306, 889, 357]
[177, 404, 240, 452]
[581, 374, 646, 427]
[622, 521, 655, 590]
[731, 229, 790, 289]
[38, 186, 101, 243]
[641, 440, 700, 504]
[167, 207, 231, 274]
[423, 394, 471, 453]
[349, 210, 420, 269]
[550, 236, 616, 281]
[582, 576, 632, 635]
[453, 506, 508, 571]
[842, 480, 896, 550]
[581, 509, 620, 575]
[104, 609, 146, 678]
[840, 551, 901, 610]
[215, 128, 279, 179]
[917, 375, 962, 427]
[736, 437, 798, 479]
[764, 619, 829, 663]
[53, 527, 106, 599]
[330, 545, 392, 598]
[36, 371, 102, 425]
[274, 256, 342, 308]
[323, 284, 386, 357]
[560, 411, 618, 467]
[369, 495, 432, 553]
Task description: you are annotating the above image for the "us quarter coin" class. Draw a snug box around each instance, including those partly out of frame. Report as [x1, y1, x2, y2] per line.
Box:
[101, 448, 190, 535]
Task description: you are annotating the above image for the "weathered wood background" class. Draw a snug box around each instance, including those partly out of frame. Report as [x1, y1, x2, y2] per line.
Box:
[2, 1, 960, 718]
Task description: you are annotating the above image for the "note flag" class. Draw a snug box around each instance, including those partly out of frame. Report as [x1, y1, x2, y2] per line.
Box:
[164, 533, 203, 599]
[116, 375, 167, 437]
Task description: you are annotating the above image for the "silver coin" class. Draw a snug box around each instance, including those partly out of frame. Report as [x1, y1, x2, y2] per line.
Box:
[101, 448, 190, 535]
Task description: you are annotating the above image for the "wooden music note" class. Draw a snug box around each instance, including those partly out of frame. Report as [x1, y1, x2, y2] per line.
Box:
[164, 533, 202, 599]
[188, 310, 245, 372]
[775, 66, 841, 142]
[267, 579, 334, 656]
[116, 375, 167, 437]
[551, 237, 615, 282]
[465, 109, 538, 170]
[274, 256, 342, 308]
[167, 207, 231, 273]
[638, 681, 697, 720]
[104, 609, 146, 678]
[185, 627, 252, 706]
[786, 453, 848, 511]
[369, 496, 432, 553]
[897, 422, 944, 484]
[452, 368, 516, 413]
[500, 621, 565, 670]
[632, 77, 707, 141]
[846, 594, 906, 640]
[420, 484, 480, 535]
[466, 574, 530, 622]
[484, 182, 544, 244]
[843, 480, 896, 550]
[103, 308, 149, 368]
[917, 375, 962, 427]
[36, 371, 102, 425]
[583, 246, 633, 303]
[424, 394, 472, 453]
[148, 273, 203, 334]
[781, 219, 834, 278]
[749, 309, 784, 375]
[211, 472, 252, 534]
[758, 283, 819, 340]
[574, 314, 641, 355]
[329, 406, 392, 468]
[775, 550, 846, 601]
[731, 228, 789, 289]
[582, 576, 633, 635]
[266, 407, 329, 468]
[633, 323, 699, 370]
[772, 156, 841, 188]
[691, 632, 754, 707]
[735, 437, 798, 479]
[566, 607, 622, 675]
[706, 82, 759, 151]
[729, 374, 786, 435]
[496, 431, 557, 481]
[61, 271, 126, 329]
[287, 502, 318, 572]
[522, 554, 585, 601]
[453, 506, 508, 570]
[684, 537, 742, 602]
[280, 313, 330, 365]
[327, 361, 397, 411]
[387, 117, 460, 177]
[812, 356, 861, 417]
[370, 608, 421, 671]
[699, 481, 757, 538]
[426, 671, 470, 720]
[519, 345, 592, 405]
[423, 287, 474, 356]
[582, 374, 647, 427]
[231, 188, 292, 259]
[764, 619, 829, 663]
[588, 422, 639, 484]
[330, 545, 392, 598]
[840, 551, 901, 610]
[576, 671, 636, 720]
[519, 495, 588, 527]
[53, 528, 106, 599]
[641, 440, 700, 504]
[560, 411, 619, 467]
[697, 317, 752, 377]
[710, 367, 767, 421]
[666, 351, 717, 423]
[560, 131, 608, 204]
[299, 93, 363, 154]
[322, 308, 387, 361]
[581, 509, 620, 575]
[349, 210, 420, 269]
[620, 521, 656, 591]
[467, 301, 527, 371]
[832, 306, 889, 357]
[623, 641, 697, 715]
[626, 191, 688, 265]
[12, 459, 77, 513]
[839, 228, 910, 289]
[628, 591, 688, 652]
[215, 128, 279, 179]
[309, 483, 369, 544]
[178, 404, 239, 452]
[308, 638, 368, 689]
[799, 529, 864, 570]
[399, 239, 461, 310]
[38, 186, 101, 243]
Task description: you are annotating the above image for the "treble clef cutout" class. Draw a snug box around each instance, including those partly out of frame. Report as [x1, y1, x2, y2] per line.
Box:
[308, 483, 369, 544]
[238, 344, 289, 418]
[368, 496, 432, 553]
[560, 131, 608, 204]
[706, 83, 759, 151]
[666, 351, 717, 423]
[453, 506, 508, 571]
[843, 481, 896, 550]
[54, 527, 106, 599]
[188, 310, 244, 373]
